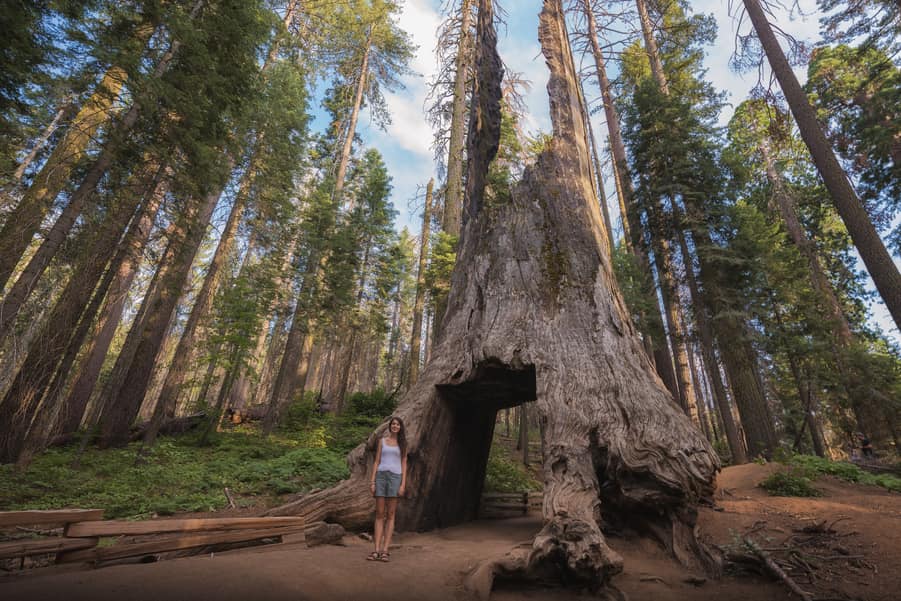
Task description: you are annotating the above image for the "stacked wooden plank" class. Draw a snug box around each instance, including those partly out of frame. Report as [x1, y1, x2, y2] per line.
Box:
[0, 509, 305, 567]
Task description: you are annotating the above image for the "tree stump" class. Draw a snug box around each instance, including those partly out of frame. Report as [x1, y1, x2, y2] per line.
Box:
[267, 0, 719, 592]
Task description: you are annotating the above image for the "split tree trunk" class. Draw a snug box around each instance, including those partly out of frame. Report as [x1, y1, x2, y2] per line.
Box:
[267, 1, 719, 592]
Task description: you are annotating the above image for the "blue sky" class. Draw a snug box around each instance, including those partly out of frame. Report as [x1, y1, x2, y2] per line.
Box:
[341, 0, 899, 344]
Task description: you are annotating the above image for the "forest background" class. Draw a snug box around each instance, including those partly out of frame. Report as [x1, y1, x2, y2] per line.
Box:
[0, 0, 899, 519]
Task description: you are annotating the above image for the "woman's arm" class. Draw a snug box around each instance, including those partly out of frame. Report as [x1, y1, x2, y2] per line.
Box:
[399, 452, 407, 496]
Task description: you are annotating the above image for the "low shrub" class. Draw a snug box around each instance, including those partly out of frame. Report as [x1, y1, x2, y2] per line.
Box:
[759, 469, 821, 497]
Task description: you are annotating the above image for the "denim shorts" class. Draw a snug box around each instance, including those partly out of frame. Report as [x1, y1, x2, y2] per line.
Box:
[374, 470, 402, 497]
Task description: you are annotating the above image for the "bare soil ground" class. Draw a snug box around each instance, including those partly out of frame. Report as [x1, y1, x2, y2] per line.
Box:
[1, 463, 898, 601]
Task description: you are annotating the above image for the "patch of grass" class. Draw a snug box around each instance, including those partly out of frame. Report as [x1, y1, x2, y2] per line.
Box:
[0, 403, 371, 519]
[759, 468, 821, 497]
[788, 454, 901, 493]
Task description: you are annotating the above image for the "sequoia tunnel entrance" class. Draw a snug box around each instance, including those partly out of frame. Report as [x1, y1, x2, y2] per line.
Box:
[413, 361, 537, 531]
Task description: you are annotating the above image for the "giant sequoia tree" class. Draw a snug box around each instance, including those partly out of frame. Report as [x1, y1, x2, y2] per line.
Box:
[268, 0, 718, 592]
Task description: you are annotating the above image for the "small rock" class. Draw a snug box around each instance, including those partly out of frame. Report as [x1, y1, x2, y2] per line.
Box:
[684, 576, 707, 586]
[358, 532, 373, 542]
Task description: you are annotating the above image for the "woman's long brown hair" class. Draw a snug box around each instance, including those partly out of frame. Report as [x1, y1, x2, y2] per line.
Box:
[388, 416, 407, 458]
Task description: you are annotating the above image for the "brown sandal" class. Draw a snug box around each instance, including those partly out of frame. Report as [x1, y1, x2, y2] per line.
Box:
[366, 551, 380, 561]
[378, 552, 390, 562]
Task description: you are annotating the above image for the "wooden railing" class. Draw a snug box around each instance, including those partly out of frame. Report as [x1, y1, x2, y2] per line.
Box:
[478, 492, 542, 519]
[0, 509, 304, 567]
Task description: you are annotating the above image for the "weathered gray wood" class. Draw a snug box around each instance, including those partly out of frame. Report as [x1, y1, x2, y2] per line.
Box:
[57, 525, 304, 564]
[266, 0, 718, 593]
[0, 536, 98, 559]
[65, 516, 305, 537]
[0, 509, 104, 528]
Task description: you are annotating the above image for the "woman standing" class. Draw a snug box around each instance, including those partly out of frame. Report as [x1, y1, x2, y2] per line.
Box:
[367, 416, 407, 562]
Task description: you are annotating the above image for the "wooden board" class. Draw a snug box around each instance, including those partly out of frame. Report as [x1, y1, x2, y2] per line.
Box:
[66, 516, 305, 538]
[57, 526, 305, 564]
[0, 537, 98, 560]
[0, 509, 103, 528]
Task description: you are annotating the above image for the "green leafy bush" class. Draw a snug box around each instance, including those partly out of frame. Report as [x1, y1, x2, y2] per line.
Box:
[788, 454, 901, 493]
[346, 388, 396, 418]
[759, 469, 821, 497]
[483, 445, 540, 493]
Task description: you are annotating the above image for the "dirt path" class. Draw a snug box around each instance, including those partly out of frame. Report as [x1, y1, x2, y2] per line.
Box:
[2, 464, 898, 601]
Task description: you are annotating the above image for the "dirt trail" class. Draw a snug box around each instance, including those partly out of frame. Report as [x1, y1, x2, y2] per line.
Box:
[1, 464, 898, 601]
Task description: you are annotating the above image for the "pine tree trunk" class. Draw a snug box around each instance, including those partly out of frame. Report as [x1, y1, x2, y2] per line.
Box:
[0, 66, 129, 290]
[0, 29, 185, 329]
[743, 0, 901, 331]
[580, 0, 677, 395]
[11, 100, 73, 183]
[0, 162, 165, 464]
[267, 3, 719, 591]
[333, 28, 372, 206]
[55, 175, 165, 437]
[98, 185, 220, 448]
[671, 205, 747, 463]
[409, 178, 434, 385]
[635, 0, 669, 95]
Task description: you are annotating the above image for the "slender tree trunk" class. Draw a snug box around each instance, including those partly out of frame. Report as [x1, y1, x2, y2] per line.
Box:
[0, 162, 165, 464]
[333, 28, 372, 206]
[743, 0, 901, 331]
[0, 66, 129, 290]
[98, 184, 220, 448]
[0, 29, 186, 329]
[56, 175, 166, 436]
[11, 100, 73, 183]
[442, 0, 474, 238]
[671, 204, 747, 463]
[635, 0, 669, 95]
[409, 179, 434, 385]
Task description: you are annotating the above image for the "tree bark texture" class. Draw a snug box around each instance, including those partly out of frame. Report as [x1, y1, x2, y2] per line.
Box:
[98, 185, 219, 448]
[635, 0, 669, 95]
[267, 1, 719, 591]
[743, 0, 901, 331]
[0, 66, 129, 291]
[409, 178, 434, 385]
[0, 162, 165, 464]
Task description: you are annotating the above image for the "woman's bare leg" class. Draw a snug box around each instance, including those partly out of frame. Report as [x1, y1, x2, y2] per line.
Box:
[374, 497, 386, 554]
[383, 497, 399, 555]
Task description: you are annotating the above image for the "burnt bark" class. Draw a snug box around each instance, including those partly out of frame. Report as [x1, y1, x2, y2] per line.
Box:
[266, 0, 719, 591]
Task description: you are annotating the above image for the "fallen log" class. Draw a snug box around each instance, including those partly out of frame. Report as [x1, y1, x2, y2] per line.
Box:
[0, 536, 98, 560]
[129, 413, 206, 441]
[65, 516, 305, 538]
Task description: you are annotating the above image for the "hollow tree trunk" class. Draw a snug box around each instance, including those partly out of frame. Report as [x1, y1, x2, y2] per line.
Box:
[266, 2, 719, 592]
[409, 178, 434, 385]
[743, 0, 901, 331]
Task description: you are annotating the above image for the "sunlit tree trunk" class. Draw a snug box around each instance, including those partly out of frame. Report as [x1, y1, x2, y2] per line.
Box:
[743, 0, 901, 331]
[409, 178, 433, 385]
[333, 27, 372, 206]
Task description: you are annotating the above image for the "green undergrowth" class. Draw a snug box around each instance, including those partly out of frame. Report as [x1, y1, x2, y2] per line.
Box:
[483, 436, 541, 493]
[759, 453, 901, 497]
[0, 397, 385, 519]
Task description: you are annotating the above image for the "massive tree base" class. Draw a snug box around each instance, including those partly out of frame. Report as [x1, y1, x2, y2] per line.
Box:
[267, 0, 720, 593]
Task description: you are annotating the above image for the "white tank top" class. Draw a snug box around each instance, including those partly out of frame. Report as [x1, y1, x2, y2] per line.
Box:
[377, 438, 403, 474]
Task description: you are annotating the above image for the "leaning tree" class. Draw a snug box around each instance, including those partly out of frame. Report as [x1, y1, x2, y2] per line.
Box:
[268, 0, 719, 593]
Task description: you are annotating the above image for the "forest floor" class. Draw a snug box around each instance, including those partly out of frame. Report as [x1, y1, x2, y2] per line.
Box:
[2, 462, 899, 601]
